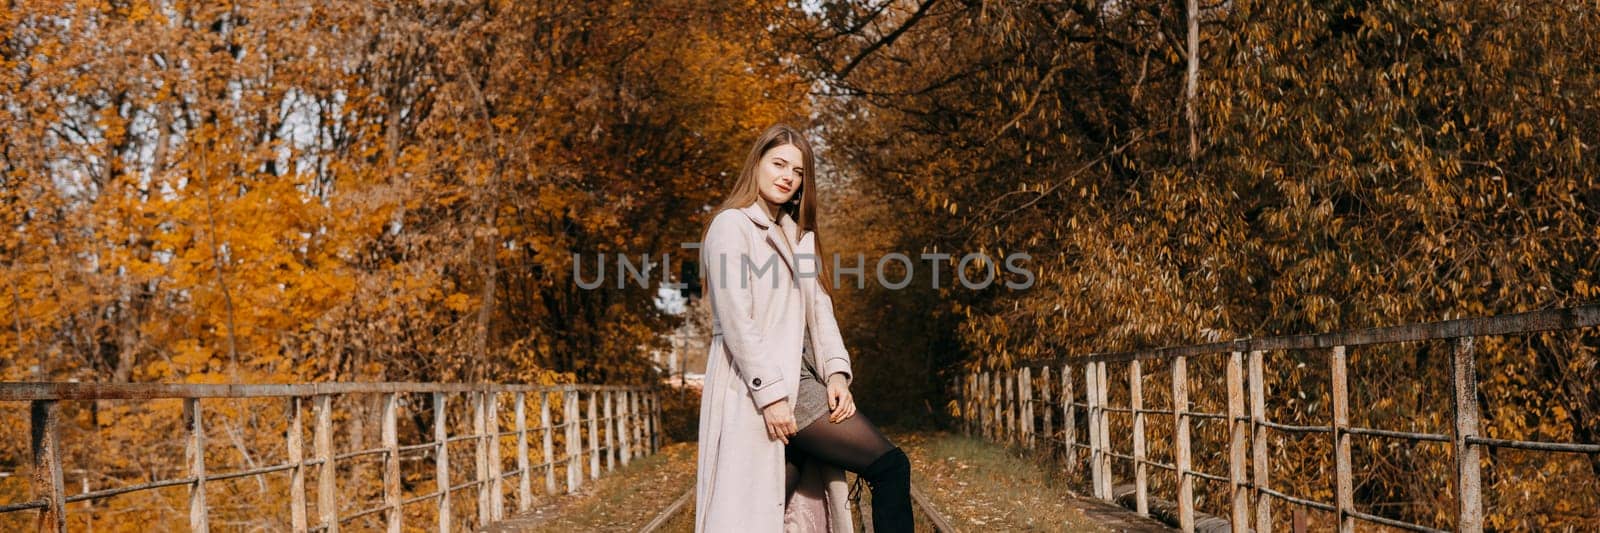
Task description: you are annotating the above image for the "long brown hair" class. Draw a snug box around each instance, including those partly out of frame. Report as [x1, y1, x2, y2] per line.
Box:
[699, 123, 835, 297]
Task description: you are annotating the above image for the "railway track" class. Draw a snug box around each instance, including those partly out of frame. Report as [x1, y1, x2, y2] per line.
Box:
[640, 484, 960, 532]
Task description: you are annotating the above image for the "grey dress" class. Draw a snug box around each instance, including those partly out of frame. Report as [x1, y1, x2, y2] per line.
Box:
[794, 329, 831, 430]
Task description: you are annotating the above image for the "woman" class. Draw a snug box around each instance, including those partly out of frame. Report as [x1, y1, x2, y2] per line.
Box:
[694, 123, 913, 532]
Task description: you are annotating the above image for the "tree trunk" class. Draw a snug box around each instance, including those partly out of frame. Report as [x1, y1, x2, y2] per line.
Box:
[1184, 0, 1200, 163]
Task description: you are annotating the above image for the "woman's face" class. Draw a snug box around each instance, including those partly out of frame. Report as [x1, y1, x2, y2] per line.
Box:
[755, 143, 805, 208]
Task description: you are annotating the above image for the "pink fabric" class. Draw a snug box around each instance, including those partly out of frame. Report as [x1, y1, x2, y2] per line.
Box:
[783, 456, 837, 532]
[696, 200, 854, 532]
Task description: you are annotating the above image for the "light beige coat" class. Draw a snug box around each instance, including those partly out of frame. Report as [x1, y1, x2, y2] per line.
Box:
[695, 200, 855, 532]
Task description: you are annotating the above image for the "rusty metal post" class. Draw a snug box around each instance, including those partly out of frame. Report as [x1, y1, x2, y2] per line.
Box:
[1250, 350, 1269, 533]
[1453, 338, 1484, 533]
[1131, 359, 1148, 515]
[1332, 346, 1353, 533]
[31, 400, 65, 533]
[1173, 354, 1193, 532]
[1228, 351, 1248, 533]
[434, 392, 451, 533]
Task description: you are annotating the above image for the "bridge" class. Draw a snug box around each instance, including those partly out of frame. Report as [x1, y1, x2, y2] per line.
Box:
[1, 305, 1597, 532]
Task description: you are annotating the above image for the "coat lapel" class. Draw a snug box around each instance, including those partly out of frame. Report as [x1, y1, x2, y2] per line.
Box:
[736, 201, 822, 364]
[737, 201, 799, 280]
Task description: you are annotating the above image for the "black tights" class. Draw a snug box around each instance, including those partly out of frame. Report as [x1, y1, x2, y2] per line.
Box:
[783, 413, 913, 532]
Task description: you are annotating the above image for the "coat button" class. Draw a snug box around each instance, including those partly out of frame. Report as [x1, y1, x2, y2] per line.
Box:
[752, 378, 762, 387]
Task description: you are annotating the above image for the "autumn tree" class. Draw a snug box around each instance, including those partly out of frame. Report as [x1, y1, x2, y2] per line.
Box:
[790, 0, 1599, 528]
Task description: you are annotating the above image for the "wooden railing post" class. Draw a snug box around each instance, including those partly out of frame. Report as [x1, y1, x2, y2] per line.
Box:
[541, 391, 555, 496]
[1249, 350, 1269, 533]
[637, 390, 647, 456]
[4, 383, 692, 533]
[315, 394, 337, 533]
[1086, 361, 1103, 499]
[604, 391, 616, 472]
[487, 392, 503, 520]
[516, 392, 531, 512]
[998, 368, 1011, 441]
[565, 390, 580, 493]
[473, 391, 489, 526]
[1131, 359, 1148, 515]
[651, 390, 662, 454]
[621, 391, 634, 465]
[993, 370, 1001, 441]
[1063, 363, 1076, 474]
[288, 397, 307, 532]
[434, 392, 451, 533]
[1452, 337, 1484, 533]
[1173, 354, 1193, 532]
[31, 400, 65, 533]
[1021, 366, 1034, 449]
[382, 392, 401, 532]
[995, 370, 1002, 442]
[1228, 351, 1248, 533]
[1097, 360, 1112, 500]
[975, 372, 984, 439]
[587, 392, 600, 480]
[972, 371, 985, 438]
[184, 398, 208, 533]
[633, 390, 644, 458]
[973, 373, 981, 439]
[974, 372, 982, 439]
[962, 374, 972, 436]
[635, 391, 646, 458]
[991, 371, 999, 442]
[1332, 346, 1353, 533]
[1041, 367, 1053, 454]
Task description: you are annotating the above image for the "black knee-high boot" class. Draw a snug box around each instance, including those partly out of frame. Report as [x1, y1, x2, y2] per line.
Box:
[860, 446, 913, 532]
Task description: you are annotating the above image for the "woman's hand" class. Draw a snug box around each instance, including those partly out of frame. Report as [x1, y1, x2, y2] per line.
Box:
[763, 398, 797, 444]
[826, 373, 856, 423]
